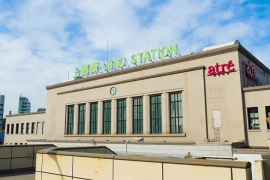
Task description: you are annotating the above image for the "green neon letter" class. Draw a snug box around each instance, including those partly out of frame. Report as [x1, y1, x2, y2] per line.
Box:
[107, 60, 113, 71]
[158, 48, 162, 59]
[131, 54, 137, 65]
[113, 59, 118, 69]
[119, 57, 127, 68]
[137, 52, 144, 63]
[102, 62, 107, 72]
[81, 64, 89, 76]
[144, 51, 151, 62]
[91, 62, 99, 74]
[170, 44, 179, 55]
[150, 49, 157, 59]
[73, 68, 80, 78]
[162, 46, 169, 57]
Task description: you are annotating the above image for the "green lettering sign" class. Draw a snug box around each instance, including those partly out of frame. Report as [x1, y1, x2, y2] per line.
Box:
[74, 44, 179, 79]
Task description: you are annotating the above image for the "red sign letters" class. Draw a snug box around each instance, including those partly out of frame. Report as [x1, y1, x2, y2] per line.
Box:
[207, 60, 235, 76]
[245, 60, 256, 80]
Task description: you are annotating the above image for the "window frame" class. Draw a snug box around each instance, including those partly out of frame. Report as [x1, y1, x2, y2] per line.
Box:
[78, 104, 86, 135]
[133, 97, 143, 134]
[103, 101, 111, 134]
[265, 106, 270, 129]
[150, 95, 162, 134]
[90, 102, 98, 134]
[66, 105, 74, 135]
[247, 107, 260, 130]
[117, 99, 126, 134]
[21, 123, 24, 134]
[169, 92, 183, 134]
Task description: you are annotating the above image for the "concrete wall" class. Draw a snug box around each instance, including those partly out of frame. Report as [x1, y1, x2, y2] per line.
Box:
[35, 147, 252, 180]
[243, 87, 270, 147]
[4, 112, 46, 145]
[0, 144, 54, 173]
[28, 140, 234, 158]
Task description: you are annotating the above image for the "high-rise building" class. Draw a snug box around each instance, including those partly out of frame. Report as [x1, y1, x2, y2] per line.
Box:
[0, 95, 4, 132]
[18, 95, 31, 114]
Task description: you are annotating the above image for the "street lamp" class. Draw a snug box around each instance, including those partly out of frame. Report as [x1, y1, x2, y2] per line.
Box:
[125, 137, 144, 155]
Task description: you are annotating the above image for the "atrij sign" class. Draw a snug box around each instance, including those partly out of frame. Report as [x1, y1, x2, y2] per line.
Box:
[207, 60, 236, 76]
[73, 44, 179, 78]
[245, 60, 256, 80]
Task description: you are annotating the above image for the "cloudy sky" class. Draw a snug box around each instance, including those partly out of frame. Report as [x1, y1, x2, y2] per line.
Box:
[0, 0, 270, 116]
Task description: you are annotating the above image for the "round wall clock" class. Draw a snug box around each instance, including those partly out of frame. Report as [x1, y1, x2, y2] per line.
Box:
[110, 87, 117, 96]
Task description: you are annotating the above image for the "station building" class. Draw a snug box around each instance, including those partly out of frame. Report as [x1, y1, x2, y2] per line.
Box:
[4, 41, 270, 148]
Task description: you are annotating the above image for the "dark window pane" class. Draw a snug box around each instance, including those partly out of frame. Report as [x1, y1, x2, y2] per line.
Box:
[170, 92, 183, 133]
[103, 101, 111, 134]
[90, 103, 98, 134]
[248, 107, 260, 130]
[150, 95, 162, 134]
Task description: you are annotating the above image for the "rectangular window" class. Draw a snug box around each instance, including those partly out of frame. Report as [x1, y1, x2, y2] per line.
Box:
[21, 123, 24, 134]
[265, 106, 270, 129]
[26, 123, 29, 134]
[90, 102, 98, 134]
[170, 92, 183, 133]
[248, 107, 260, 130]
[150, 95, 162, 134]
[31, 122, 35, 134]
[103, 101, 111, 134]
[78, 104, 86, 134]
[15, 123, 19, 134]
[117, 99, 126, 134]
[7, 124, 10, 134]
[133, 97, 143, 134]
[11, 124, 14, 134]
[66, 105, 74, 135]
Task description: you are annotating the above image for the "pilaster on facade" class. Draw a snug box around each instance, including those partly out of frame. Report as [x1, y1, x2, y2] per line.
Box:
[97, 101, 103, 135]
[111, 99, 116, 134]
[85, 102, 90, 134]
[73, 104, 79, 135]
[143, 95, 150, 134]
[162, 92, 170, 134]
[126, 97, 133, 134]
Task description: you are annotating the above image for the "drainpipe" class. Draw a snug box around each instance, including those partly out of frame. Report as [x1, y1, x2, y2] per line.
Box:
[203, 67, 209, 140]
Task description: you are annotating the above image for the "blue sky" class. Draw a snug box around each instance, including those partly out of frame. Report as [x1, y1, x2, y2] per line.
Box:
[0, 0, 270, 115]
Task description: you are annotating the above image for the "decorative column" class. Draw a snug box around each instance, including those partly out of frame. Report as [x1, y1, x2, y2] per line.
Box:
[85, 102, 90, 134]
[162, 93, 170, 134]
[97, 101, 103, 135]
[111, 99, 117, 134]
[73, 104, 79, 135]
[126, 97, 133, 134]
[143, 95, 150, 134]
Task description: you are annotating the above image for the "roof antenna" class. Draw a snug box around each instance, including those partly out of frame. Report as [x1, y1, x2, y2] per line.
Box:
[107, 38, 109, 62]
[189, 22, 192, 54]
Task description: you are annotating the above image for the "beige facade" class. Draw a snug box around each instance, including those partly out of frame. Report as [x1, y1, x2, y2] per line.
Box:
[4, 112, 45, 145]
[4, 41, 270, 147]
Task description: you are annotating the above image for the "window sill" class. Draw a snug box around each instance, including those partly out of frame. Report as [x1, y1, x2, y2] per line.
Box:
[64, 134, 186, 137]
[248, 130, 261, 132]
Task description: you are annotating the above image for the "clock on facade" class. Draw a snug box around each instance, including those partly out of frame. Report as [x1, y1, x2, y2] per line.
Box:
[110, 87, 117, 96]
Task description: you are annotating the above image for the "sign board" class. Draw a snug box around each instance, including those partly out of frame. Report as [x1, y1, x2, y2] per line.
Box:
[245, 60, 256, 80]
[212, 109, 222, 129]
[73, 44, 179, 79]
[207, 60, 235, 76]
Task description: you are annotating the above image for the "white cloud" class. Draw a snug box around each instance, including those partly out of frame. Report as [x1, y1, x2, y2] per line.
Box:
[0, 0, 270, 116]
